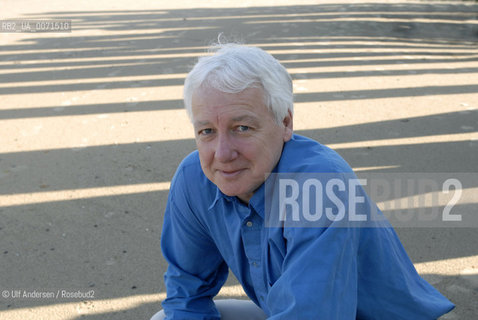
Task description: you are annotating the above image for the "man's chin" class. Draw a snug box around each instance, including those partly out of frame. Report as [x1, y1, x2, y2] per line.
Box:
[218, 186, 241, 197]
[217, 185, 254, 203]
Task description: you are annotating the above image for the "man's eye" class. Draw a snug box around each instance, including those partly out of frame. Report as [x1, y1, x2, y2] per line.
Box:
[237, 125, 250, 132]
[199, 128, 213, 135]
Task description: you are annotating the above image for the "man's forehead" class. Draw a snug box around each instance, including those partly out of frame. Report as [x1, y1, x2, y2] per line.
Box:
[193, 111, 260, 127]
[191, 88, 267, 121]
[192, 86, 264, 104]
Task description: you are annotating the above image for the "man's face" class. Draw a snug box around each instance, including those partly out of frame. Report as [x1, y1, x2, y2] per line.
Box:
[192, 86, 293, 203]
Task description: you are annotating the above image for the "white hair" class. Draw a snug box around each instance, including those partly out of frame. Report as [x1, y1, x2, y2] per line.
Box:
[183, 43, 293, 123]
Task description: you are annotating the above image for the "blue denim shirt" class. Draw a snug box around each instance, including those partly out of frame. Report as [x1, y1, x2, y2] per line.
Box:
[161, 134, 454, 319]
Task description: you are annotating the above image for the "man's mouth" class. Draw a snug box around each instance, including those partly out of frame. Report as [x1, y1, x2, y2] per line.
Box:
[218, 169, 244, 178]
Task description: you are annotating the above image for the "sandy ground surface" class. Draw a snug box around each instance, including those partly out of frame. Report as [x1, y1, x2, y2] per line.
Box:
[0, 0, 477, 319]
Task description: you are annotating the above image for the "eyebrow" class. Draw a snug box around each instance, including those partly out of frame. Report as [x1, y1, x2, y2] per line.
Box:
[193, 115, 259, 128]
[193, 120, 211, 128]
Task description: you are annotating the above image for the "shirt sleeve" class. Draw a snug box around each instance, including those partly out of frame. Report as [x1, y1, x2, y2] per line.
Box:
[355, 225, 455, 319]
[160, 169, 228, 320]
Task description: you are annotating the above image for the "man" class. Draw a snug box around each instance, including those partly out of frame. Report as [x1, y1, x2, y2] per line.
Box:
[151, 44, 454, 319]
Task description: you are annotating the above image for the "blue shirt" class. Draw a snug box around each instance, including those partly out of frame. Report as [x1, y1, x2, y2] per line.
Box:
[161, 134, 454, 319]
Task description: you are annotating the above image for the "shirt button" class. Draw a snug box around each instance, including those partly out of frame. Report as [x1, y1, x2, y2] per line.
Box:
[246, 221, 253, 227]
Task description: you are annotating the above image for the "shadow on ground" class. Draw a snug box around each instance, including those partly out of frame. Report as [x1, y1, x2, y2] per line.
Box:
[1, 2, 477, 319]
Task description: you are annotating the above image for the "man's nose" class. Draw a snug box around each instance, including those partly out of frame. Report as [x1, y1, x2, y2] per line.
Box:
[214, 133, 238, 162]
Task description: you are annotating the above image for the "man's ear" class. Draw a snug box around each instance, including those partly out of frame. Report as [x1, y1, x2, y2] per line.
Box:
[282, 109, 293, 142]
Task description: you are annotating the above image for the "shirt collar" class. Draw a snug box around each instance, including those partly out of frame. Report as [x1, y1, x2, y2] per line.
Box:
[248, 182, 265, 219]
[207, 182, 266, 218]
[208, 187, 234, 210]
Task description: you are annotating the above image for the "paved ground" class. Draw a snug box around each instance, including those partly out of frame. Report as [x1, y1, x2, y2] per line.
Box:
[0, 0, 477, 319]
